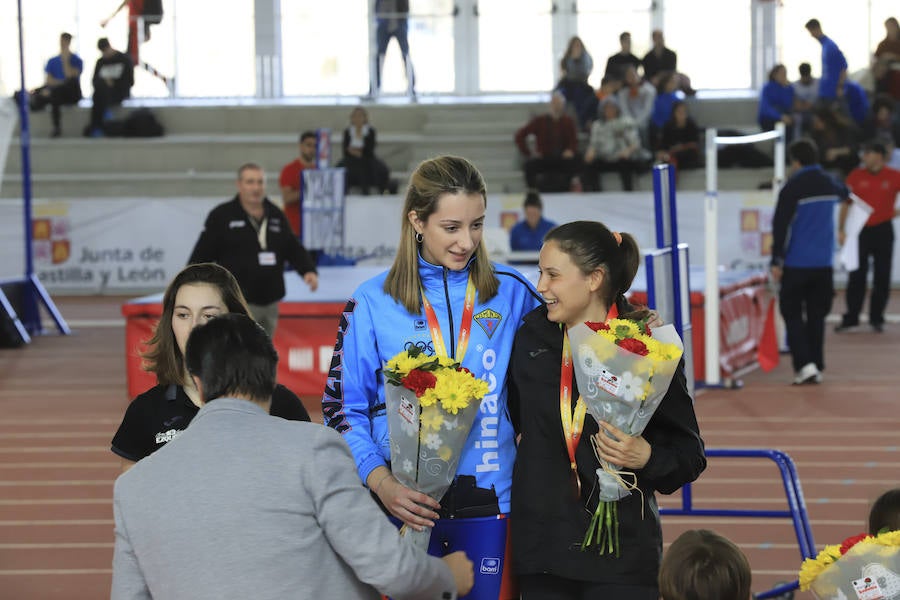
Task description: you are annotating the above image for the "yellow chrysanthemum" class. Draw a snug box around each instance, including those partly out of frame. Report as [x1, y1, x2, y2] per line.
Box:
[608, 318, 641, 339]
[797, 544, 843, 591]
[873, 530, 900, 547]
[436, 355, 459, 369]
[386, 350, 431, 376]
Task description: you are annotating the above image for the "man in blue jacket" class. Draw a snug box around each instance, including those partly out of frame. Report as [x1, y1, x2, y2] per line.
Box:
[805, 19, 847, 102]
[770, 139, 847, 385]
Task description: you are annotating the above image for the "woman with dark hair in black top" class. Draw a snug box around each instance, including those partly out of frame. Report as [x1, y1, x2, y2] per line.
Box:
[111, 263, 309, 471]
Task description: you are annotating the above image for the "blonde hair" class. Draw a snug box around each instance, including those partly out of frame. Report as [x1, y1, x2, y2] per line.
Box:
[384, 156, 499, 314]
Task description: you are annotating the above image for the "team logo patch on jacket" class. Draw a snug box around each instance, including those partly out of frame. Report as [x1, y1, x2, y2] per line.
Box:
[474, 308, 502, 338]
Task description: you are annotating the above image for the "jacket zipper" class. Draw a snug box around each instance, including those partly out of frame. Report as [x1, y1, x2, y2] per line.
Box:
[442, 268, 456, 359]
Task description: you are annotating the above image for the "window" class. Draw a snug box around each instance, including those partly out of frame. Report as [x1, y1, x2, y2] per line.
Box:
[478, 0, 553, 92]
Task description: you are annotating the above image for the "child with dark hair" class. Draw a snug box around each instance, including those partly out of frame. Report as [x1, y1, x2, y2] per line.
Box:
[659, 529, 752, 600]
[869, 488, 900, 534]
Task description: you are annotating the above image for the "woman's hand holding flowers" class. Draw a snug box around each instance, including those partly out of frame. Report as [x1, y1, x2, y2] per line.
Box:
[594, 420, 651, 470]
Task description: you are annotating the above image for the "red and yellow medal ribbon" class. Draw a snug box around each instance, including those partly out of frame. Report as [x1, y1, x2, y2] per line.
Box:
[561, 327, 587, 495]
[420, 274, 476, 361]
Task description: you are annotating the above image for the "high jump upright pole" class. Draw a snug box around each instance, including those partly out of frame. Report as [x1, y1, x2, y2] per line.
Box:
[14, 0, 70, 336]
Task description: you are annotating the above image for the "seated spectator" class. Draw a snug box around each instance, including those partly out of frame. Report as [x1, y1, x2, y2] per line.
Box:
[26, 32, 83, 138]
[595, 76, 622, 104]
[514, 91, 581, 192]
[583, 99, 651, 191]
[873, 17, 900, 99]
[840, 79, 870, 128]
[84, 37, 133, 138]
[656, 100, 702, 170]
[650, 71, 683, 148]
[616, 65, 657, 146]
[641, 29, 695, 95]
[810, 105, 859, 176]
[509, 190, 556, 252]
[658, 529, 752, 600]
[111, 313, 473, 600]
[335, 107, 395, 196]
[869, 487, 900, 534]
[604, 32, 641, 83]
[556, 36, 597, 130]
[279, 131, 317, 236]
[758, 64, 796, 143]
[862, 95, 900, 146]
[793, 62, 818, 136]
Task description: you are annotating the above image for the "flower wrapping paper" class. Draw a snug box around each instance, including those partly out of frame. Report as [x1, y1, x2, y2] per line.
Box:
[567, 322, 684, 443]
[383, 380, 481, 550]
[810, 544, 900, 600]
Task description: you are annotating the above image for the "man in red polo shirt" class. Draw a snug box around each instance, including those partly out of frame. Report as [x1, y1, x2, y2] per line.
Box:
[279, 131, 318, 237]
[836, 141, 900, 333]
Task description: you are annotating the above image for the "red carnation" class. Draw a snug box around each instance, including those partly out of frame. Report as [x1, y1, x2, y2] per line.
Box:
[839, 533, 870, 555]
[457, 366, 472, 375]
[617, 337, 649, 356]
[401, 369, 437, 397]
[586, 321, 610, 332]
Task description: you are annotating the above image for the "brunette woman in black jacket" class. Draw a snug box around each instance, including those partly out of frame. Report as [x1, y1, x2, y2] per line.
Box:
[508, 221, 706, 600]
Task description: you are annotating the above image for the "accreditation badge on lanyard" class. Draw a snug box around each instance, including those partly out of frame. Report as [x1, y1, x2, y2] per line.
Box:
[255, 217, 276, 266]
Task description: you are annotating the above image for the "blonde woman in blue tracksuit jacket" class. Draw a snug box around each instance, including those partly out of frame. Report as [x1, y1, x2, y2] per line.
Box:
[322, 156, 541, 599]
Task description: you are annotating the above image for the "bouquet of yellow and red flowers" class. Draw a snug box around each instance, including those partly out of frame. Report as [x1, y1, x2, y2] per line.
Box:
[799, 530, 900, 599]
[567, 318, 684, 556]
[383, 347, 489, 550]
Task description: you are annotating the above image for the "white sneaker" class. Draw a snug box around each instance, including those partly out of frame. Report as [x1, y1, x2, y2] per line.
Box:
[793, 362, 821, 385]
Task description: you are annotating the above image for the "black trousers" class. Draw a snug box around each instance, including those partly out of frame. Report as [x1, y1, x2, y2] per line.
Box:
[523, 157, 581, 192]
[89, 85, 128, 131]
[519, 573, 657, 600]
[843, 221, 895, 327]
[779, 266, 833, 372]
[29, 78, 82, 130]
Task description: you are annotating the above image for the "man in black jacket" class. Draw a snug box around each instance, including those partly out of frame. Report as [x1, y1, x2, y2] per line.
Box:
[85, 37, 133, 137]
[188, 163, 319, 337]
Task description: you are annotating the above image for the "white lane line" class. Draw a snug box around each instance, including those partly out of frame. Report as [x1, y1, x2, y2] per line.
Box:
[0, 462, 118, 468]
[0, 519, 113, 526]
[0, 542, 113, 549]
[45, 318, 123, 328]
[0, 568, 113, 575]
[0, 447, 110, 453]
[700, 416, 900, 423]
[704, 430, 899, 437]
[0, 499, 111, 505]
[0, 418, 120, 425]
[0, 480, 112, 486]
[0, 433, 113, 439]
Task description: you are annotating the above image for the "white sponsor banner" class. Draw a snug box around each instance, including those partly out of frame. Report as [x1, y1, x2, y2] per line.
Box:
[2, 191, 897, 294]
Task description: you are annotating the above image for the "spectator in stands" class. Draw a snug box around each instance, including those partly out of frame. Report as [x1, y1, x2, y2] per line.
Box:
[656, 101, 701, 171]
[862, 95, 900, 146]
[658, 529, 751, 600]
[188, 163, 319, 337]
[810, 105, 859, 177]
[841, 79, 870, 128]
[604, 32, 641, 83]
[793, 63, 818, 136]
[770, 139, 846, 385]
[509, 190, 556, 252]
[805, 19, 848, 103]
[584, 99, 651, 191]
[84, 37, 133, 138]
[556, 36, 598, 130]
[514, 91, 581, 192]
[869, 487, 900, 534]
[836, 141, 900, 334]
[371, 0, 415, 99]
[758, 64, 796, 143]
[650, 71, 683, 148]
[616, 65, 656, 147]
[25, 32, 83, 138]
[873, 17, 900, 99]
[336, 107, 394, 196]
[641, 29, 695, 96]
[595, 76, 622, 104]
[101, 0, 170, 91]
[110, 263, 310, 473]
[279, 131, 317, 236]
[112, 312, 472, 600]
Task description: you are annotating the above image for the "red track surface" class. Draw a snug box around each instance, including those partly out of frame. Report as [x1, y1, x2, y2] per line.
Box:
[1, 295, 897, 599]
